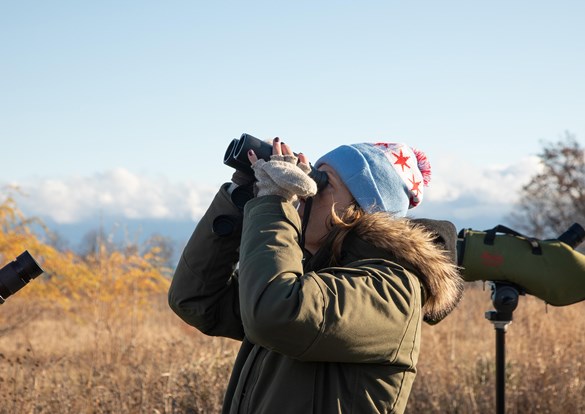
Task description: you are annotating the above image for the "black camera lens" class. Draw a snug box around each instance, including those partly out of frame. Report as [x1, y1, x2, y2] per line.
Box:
[0, 251, 44, 303]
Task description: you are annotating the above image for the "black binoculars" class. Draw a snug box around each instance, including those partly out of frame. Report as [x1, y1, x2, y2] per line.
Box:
[0, 251, 44, 304]
[223, 133, 329, 191]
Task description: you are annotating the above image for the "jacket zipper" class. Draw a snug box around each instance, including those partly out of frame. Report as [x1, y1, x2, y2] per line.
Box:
[239, 347, 269, 414]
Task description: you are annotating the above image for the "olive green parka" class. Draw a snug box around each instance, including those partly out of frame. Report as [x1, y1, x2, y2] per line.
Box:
[168, 184, 463, 414]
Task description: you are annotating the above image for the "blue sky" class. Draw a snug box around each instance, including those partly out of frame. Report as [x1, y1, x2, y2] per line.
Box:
[1, 1, 584, 235]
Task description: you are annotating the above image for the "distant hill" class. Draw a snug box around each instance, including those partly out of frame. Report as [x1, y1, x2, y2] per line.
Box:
[32, 215, 197, 267]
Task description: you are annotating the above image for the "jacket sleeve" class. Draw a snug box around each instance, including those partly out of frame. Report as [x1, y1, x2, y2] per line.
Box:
[168, 183, 245, 340]
[239, 196, 421, 363]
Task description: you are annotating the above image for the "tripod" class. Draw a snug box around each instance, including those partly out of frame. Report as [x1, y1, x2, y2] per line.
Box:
[485, 281, 524, 414]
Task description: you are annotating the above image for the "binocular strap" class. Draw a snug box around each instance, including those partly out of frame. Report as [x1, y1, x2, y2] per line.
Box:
[300, 197, 314, 254]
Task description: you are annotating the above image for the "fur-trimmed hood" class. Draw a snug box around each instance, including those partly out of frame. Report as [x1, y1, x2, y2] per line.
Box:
[336, 213, 464, 324]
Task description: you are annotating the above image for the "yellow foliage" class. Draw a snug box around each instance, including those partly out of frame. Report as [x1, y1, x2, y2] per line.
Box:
[0, 194, 170, 325]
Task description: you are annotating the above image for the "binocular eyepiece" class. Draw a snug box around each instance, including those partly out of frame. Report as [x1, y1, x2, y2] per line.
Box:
[224, 133, 329, 191]
[0, 251, 44, 304]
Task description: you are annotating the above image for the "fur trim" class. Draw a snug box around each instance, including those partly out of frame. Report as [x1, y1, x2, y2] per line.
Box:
[350, 212, 464, 323]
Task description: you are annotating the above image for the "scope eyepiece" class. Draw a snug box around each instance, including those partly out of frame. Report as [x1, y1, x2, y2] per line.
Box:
[557, 223, 585, 249]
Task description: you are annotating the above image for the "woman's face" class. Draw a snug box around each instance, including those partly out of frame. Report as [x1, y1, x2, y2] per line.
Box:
[298, 164, 354, 255]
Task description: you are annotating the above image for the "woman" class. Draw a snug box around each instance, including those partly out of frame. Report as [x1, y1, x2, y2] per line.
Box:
[168, 138, 463, 413]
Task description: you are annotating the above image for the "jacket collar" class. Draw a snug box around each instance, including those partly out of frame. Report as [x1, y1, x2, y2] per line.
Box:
[303, 214, 464, 324]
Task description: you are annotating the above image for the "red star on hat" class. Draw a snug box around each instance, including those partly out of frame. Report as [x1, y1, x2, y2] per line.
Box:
[392, 149, 410, 172]
[409, 174, 421, 195]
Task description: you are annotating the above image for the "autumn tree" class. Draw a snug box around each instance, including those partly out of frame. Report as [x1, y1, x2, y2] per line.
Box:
[142, 233, 175, 272]
[0, 193, 170, 336]
[509, 132, 585, 245]
[79, 227, 116, 258]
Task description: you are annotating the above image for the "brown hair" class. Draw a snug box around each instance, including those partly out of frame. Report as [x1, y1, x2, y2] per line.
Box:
[325, 200, 364, 267]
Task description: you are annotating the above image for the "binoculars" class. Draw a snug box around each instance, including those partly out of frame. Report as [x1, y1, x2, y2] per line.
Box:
[0, 251, 44, 304]
[224, 133, 329, 191]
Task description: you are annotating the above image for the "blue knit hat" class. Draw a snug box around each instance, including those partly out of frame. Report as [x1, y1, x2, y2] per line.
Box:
[315, 142, 431, 217]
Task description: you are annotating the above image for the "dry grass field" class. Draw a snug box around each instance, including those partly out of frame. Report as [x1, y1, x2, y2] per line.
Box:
[1, 284, 584, 414]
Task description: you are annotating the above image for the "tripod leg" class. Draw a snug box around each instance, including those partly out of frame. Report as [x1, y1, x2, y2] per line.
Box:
[496, 327, 506, 414]
[486, 282, 520, 414]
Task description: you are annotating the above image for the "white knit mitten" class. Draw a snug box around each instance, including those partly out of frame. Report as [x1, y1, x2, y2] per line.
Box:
[251, 154, 318, 202]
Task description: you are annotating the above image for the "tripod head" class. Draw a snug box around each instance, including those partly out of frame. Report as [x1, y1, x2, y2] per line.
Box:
[485, 282, 525, 330]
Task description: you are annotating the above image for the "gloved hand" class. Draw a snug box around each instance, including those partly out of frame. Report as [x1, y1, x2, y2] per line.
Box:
[249, 139, 318, 203]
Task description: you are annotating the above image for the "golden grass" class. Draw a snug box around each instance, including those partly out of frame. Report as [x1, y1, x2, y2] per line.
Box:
[0, 300, 239, 414]
[1, 286, 584, 413]
[409, 284, 585, 414]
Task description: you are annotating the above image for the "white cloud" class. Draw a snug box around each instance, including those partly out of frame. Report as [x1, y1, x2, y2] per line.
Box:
[5, 168, 217, 224]
[3, 157, 542, 230]
[426, 155, 540, 203]
[413, 155, 542, 228]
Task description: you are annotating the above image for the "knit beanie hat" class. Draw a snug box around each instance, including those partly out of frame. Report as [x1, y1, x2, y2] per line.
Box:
[315, 142, 431, 217]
